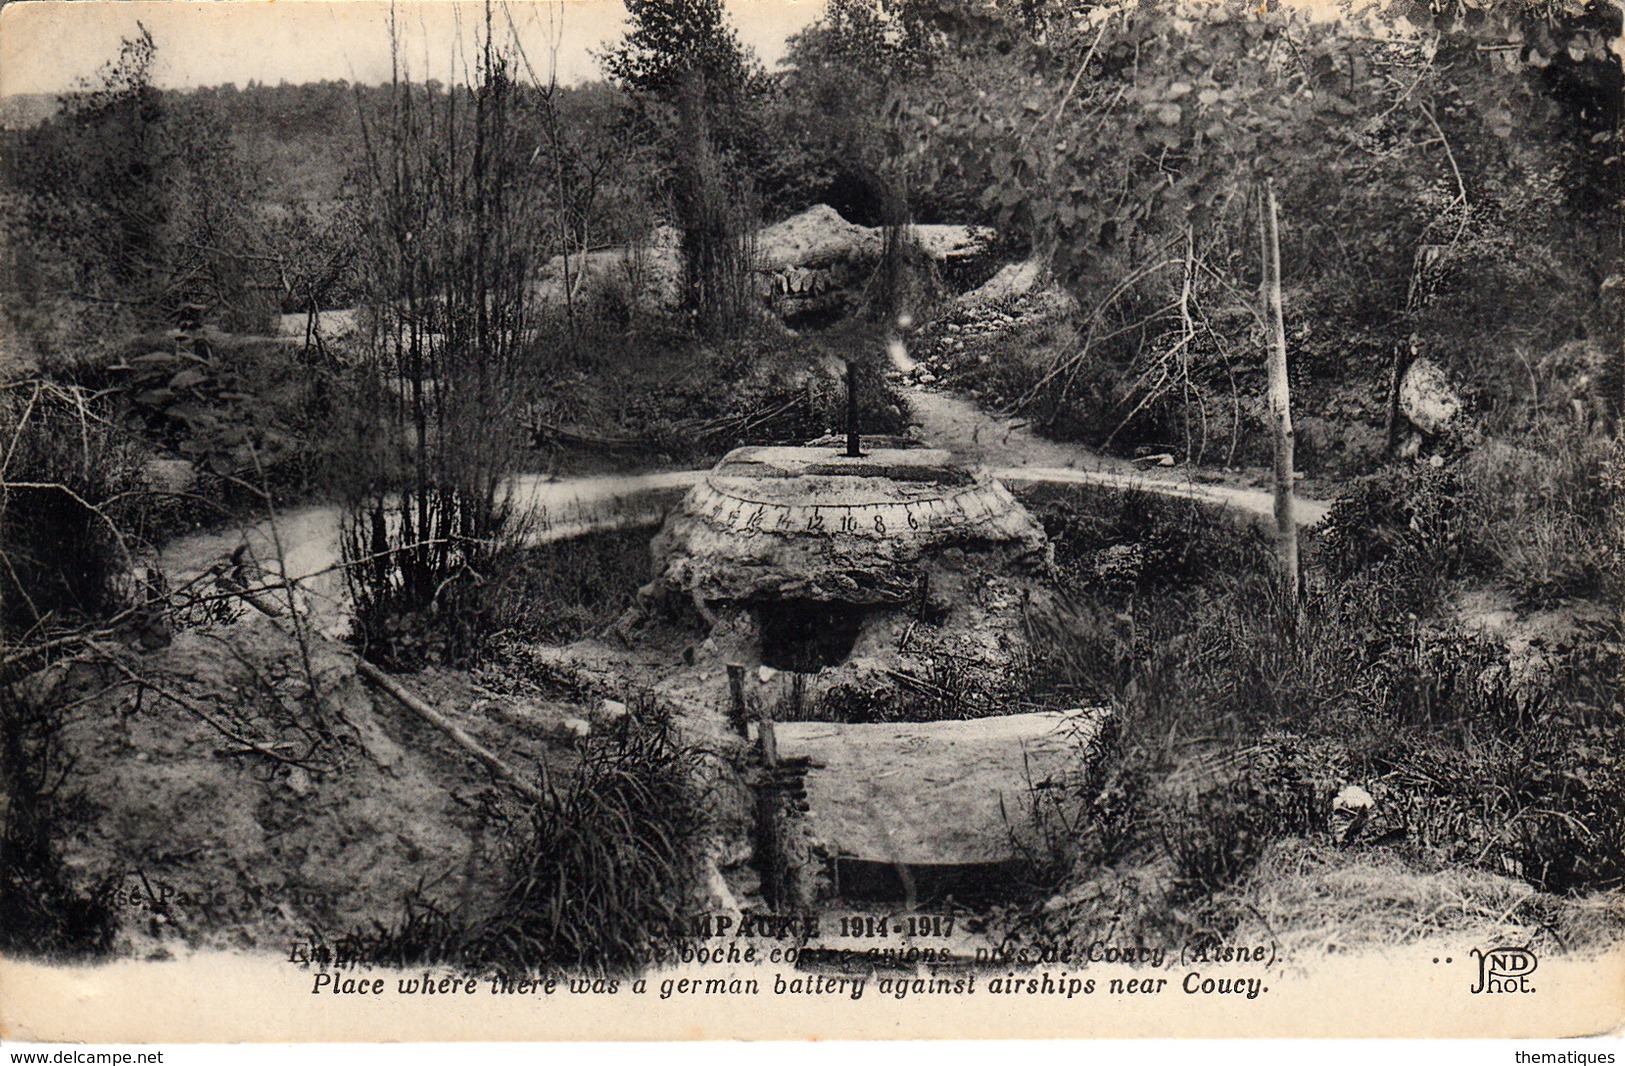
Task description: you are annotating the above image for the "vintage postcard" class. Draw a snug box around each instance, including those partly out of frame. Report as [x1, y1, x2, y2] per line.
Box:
[0, 0, 1620, 1044]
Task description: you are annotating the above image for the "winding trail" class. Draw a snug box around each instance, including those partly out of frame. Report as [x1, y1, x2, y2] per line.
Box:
[157, 470, 700, 629]
[158, 373, 1329, 623]
[902, 383, 1333, 528]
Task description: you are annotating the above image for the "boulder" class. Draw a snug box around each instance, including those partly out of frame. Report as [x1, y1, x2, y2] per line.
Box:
[1400, 357, 1463, 436]
[960, 258, 1044, 306]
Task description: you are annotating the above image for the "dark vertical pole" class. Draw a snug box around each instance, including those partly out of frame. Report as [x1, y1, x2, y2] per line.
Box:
[754, 681, 784, 908]
[726, 662, 748, 738]
[845, 357, 862, 457]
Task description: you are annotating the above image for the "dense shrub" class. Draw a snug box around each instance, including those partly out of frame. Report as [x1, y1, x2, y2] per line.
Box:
[1320, 422, 1620, 610]
[0, 382, 146, 637]
[1024, 477, 1623, 904]
[1497, 726, 1625, 894]
[0, 680, 117, 958]
[491, 530, 653, 646]
[346, 522, 655, 668]
[1157, 745, 1324, 898]
[1318, 461, 1463, 612]
[342, 499, 535, 671]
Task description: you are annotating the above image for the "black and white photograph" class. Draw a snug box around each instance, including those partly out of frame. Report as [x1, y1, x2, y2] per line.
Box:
[0, 0, 1620, 1043]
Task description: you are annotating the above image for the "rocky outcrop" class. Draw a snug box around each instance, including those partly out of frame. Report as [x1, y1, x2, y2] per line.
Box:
[535, 206, 996, 320]
[1400, 357, 1464, 436]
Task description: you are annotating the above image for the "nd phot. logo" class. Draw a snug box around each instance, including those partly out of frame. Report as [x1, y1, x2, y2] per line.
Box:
[1469, 946, 1537, 994]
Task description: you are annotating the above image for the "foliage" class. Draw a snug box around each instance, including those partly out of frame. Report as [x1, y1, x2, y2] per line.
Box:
[1456, 426, 1620, 607]
[1319, 461, 1464, 612]
[528, 315, 908, 468]
[32, 26, 167, 297]
[101, 338, 302, 483]
[0, 680, 117, 959]
[1158, 744, 1323, 898]
[1320, 420, 1621, 610]
[797, 0, 1622, 465]
[1023, 479, 1624, 905]
[479, 711, 704, 973]
[670, 77, 760, 337]
[602, 0, 768, 334]
[599, 0, 764, 106]
[766, 0, 944, 224]
[488, 530, 652, 646]
[0, 382, 145, 638]
[4, 25, 277, 344]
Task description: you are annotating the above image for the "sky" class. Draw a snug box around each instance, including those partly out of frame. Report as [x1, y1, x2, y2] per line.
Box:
[0, 0, 828, 97]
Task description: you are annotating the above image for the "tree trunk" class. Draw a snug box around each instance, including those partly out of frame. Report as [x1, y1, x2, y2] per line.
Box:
[1261, 180, 1299, 602]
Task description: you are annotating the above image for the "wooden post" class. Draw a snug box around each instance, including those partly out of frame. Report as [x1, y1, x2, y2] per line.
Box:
[756, 688, 779, 767]
[752, 670, 785, 908]
[726, 662, 749, 738]
[1261, 180, 1300, 603]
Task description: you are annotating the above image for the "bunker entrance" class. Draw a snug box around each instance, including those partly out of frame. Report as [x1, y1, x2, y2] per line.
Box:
[755, 600, 865, 672]
[833, 857, 1032, 905]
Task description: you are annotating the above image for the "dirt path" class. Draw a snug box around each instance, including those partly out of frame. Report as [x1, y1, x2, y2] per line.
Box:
[157, 471, 701, 631]
[156, 380, 1330, 624]
[901, 384, 1333, 527]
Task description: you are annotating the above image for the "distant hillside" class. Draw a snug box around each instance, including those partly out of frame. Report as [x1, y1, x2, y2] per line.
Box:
[0, 92, 61, 130]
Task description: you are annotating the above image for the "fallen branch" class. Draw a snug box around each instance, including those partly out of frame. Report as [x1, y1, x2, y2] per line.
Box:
[530, 421, 643, 450]
[100, 653, 323, 770]
[354, 658, 546, 806]
[218, 557, 552, 805]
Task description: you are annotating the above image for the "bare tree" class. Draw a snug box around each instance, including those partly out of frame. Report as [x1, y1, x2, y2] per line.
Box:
[343, 3, 549, 665]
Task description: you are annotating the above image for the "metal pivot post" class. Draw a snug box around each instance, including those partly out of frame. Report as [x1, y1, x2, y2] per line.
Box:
[845, 357, 862, 458]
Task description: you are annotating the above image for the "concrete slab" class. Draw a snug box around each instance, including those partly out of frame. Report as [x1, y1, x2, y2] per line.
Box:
[771, 708, 1110, 868]
[714, 444, 967, 484]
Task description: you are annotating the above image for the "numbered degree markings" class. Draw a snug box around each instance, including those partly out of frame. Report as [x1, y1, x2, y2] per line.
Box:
[689, 482, 1010, 539]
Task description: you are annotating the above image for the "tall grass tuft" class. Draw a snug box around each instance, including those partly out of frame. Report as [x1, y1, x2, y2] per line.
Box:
[353, 707, 705, 975]
[475, 710, 704, 973]
[1457, 425, 1620, 607]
